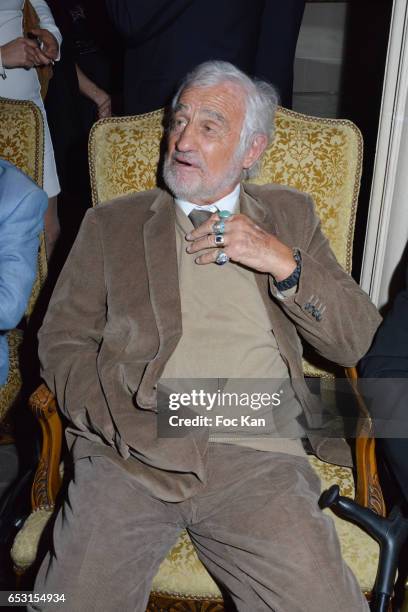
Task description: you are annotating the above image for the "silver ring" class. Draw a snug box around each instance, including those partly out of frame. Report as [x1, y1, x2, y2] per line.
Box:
[215, 234, 225, 246]
[215, 251, 229, 265]
[212, 220, 225, 234]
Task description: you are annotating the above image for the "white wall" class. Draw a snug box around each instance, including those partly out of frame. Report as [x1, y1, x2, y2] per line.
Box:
[360, 0, 408, 308]
[293, 2, 347, 117]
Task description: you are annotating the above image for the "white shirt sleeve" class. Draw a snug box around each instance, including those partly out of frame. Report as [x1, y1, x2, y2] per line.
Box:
[30, 0, 62, 59]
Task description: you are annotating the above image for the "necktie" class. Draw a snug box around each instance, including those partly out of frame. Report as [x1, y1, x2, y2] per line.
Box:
[188, 209, 214, 229]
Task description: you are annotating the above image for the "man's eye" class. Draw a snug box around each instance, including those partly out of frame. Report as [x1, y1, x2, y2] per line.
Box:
[172, 118, 187, 131]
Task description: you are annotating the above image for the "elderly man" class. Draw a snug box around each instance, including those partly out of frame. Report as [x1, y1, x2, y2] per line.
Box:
[32, 61, 380, 611]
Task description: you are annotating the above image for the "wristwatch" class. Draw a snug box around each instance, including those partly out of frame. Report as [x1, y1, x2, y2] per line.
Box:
[274, 248, 302, 291]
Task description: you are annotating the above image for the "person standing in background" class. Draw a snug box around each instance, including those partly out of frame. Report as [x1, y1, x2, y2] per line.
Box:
[0, 0, 61, 258]
[43, 0, 114, 260]
[255, 0, 305, 108]
[106, 0, 305, 114]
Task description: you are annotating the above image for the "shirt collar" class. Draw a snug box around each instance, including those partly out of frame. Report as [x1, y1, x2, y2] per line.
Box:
[174, 183, 240, 217]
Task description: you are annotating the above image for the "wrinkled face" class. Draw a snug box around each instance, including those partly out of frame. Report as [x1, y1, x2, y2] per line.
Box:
[163, 82, 248, 205]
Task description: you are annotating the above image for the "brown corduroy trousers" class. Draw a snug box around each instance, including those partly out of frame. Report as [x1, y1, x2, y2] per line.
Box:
[28, 443, 368, 612]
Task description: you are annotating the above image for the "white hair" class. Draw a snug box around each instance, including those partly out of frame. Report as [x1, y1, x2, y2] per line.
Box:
[171, 60, 279, 178]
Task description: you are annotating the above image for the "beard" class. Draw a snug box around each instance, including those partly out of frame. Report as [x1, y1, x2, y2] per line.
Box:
[163, 152, 244, 203]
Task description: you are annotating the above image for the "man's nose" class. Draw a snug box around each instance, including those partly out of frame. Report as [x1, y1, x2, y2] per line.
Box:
[175, 123, 197, 152]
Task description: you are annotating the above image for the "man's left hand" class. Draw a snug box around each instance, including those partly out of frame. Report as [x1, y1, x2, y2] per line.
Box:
[185, 212, 296, 280]
[28, 28, 59, 61]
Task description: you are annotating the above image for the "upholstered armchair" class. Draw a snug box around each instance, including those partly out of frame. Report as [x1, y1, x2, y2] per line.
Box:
[12, 107, 391, 609]
[0, 97, 48, 427]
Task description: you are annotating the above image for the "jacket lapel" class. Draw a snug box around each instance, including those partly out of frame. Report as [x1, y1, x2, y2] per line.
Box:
[240, 185, 299, 369]
[240, 184, 277, 308]
[136, 190, 182, 409]
[240, 184, 277, 235]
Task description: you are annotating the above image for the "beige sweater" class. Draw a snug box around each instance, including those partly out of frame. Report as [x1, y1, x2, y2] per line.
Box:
[161, 206, 306, 457]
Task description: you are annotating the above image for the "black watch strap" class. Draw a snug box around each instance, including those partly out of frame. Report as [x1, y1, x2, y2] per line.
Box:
[274, 248, 302, 292]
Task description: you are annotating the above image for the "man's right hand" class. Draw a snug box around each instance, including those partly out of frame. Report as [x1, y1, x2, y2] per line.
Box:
[1, 37, 52, 69]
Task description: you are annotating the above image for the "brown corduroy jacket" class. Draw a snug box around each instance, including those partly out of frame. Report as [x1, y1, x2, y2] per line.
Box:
[38, 183, 381, 500]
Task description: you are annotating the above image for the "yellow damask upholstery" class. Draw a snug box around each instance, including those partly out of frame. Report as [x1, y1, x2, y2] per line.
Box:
[0, 97, 44, 184]
[11, 459, 65, 571]
[11, 509, 53, 572]
[0, 97, 47, 422]
[0, 330, 23, 423]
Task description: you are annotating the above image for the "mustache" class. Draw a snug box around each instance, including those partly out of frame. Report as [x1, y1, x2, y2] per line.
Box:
[170, 152, 202, 169]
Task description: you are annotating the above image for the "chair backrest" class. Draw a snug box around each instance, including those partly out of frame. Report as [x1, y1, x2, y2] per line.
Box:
[0, 97, 48, 313]
[88, 107, 363, 376]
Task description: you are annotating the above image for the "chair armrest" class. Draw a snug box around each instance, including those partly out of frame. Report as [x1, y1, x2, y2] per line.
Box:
[345, 366, 386, 517]
[29, 383, 62, 510]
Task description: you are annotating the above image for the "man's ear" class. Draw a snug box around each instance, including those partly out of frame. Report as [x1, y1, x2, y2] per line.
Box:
[242, 134, 268, 170]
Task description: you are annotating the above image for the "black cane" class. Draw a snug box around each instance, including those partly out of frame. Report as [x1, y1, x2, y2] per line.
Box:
[319, 485, 408, 612]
